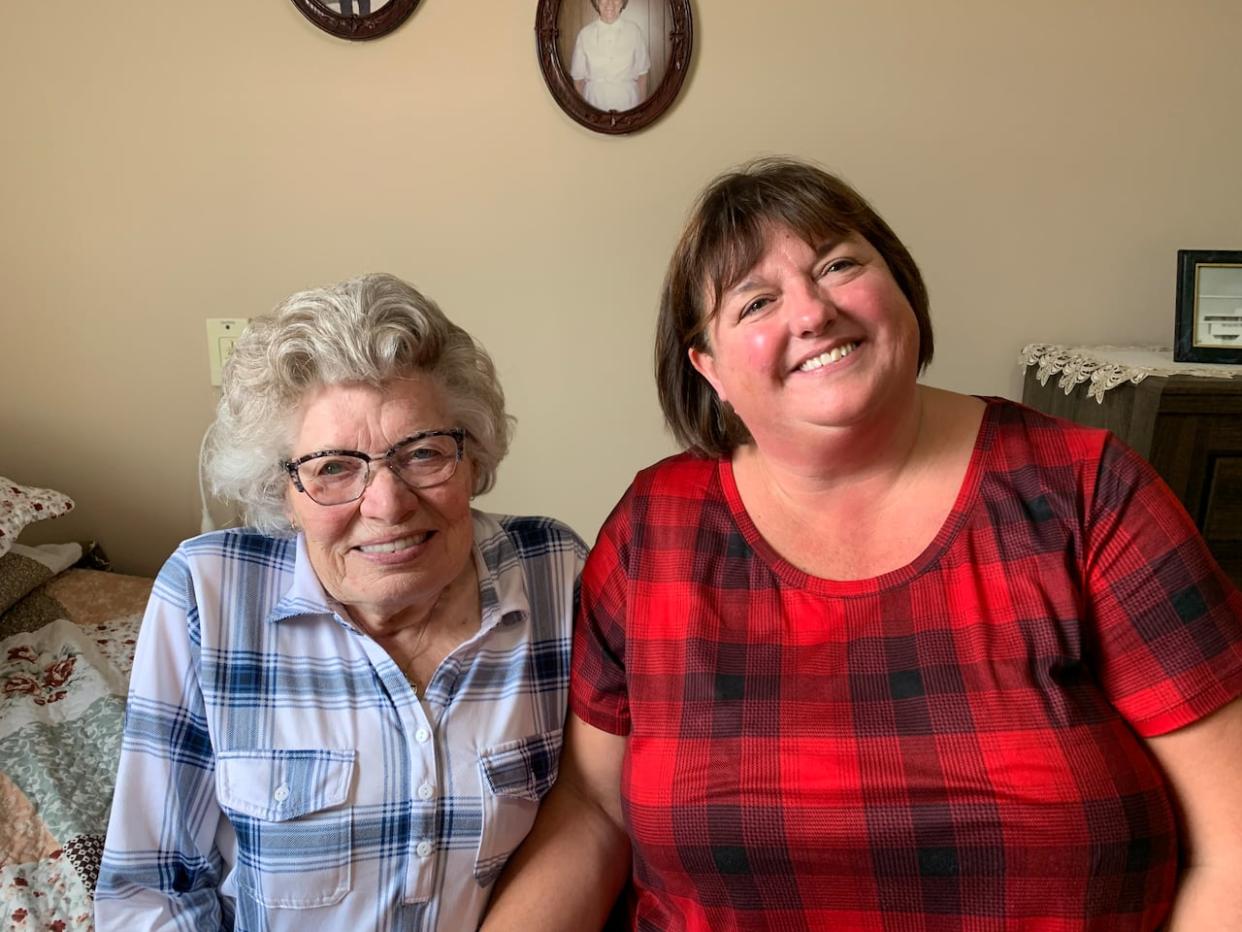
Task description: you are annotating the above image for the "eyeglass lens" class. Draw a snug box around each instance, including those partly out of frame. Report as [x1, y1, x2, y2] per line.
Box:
[296, 433, 460, 505]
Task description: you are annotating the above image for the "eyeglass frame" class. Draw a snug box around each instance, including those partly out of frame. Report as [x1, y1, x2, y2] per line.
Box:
[283, 427, 466, 505]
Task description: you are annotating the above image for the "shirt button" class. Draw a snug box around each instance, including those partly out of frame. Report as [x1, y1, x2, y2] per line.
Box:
[415, 728, 430, 743]
[417, 783, 435, 800]
[416, 840, 433, 858]
[273, 785, 290, 802]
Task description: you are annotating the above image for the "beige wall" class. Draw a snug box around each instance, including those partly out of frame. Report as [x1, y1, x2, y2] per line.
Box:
[2, 1, 1240, 576]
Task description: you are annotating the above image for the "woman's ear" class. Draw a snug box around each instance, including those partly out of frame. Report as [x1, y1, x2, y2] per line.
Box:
[284, 489, 300, 533]
[688, 346, 727, 403]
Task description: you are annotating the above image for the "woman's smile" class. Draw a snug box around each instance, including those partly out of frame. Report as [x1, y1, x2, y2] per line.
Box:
[354, 531, 434, 555]
[792, 339, 860, 373]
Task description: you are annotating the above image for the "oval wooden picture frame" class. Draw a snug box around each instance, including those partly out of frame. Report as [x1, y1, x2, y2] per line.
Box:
[535, 0, 693, 135]
[289, 0, 421, 41]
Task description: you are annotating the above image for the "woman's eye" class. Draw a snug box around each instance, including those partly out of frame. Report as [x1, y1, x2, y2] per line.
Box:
[739, 297, 771, 319]
[819, 258, 856, 276]
[396, 443, 453, 470]
[311, 458, 362, 480]
[406, 447, 443, 463]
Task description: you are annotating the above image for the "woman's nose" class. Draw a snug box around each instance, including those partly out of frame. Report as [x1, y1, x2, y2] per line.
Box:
[788, 280, 837, 336]
[358, 463, 418, 520]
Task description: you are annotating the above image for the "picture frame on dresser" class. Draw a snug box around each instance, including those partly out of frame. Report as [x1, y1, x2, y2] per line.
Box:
[1174, 249, 1242, 364]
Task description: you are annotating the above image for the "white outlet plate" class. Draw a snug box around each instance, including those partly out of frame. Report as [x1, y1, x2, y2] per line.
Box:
[206, 318, 248, 386]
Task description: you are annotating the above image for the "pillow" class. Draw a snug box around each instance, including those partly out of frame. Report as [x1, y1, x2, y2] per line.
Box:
[0, 542, 90, 639]
[0, 478, 75, 559]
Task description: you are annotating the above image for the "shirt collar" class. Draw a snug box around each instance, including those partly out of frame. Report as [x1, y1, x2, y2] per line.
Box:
[267, 533, 337, 624]
[472, 510, 530, 634]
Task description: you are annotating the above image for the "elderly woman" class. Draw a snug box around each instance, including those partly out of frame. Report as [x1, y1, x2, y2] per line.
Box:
[96, 274, 584, 930]
[485, 159, 1242, 930]
[570, 0, 650, 111]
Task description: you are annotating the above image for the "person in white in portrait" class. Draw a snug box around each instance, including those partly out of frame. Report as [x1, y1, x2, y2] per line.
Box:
[570, 0, 651, 111]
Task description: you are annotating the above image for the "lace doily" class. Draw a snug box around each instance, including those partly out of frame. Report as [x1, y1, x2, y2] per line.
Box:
[1019, 343, 1242, 403]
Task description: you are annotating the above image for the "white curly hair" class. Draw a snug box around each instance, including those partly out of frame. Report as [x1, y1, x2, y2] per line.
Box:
[205, 273, 513, 534]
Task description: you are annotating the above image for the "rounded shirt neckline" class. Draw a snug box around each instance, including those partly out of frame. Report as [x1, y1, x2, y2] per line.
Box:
[717, 396, 998, 597]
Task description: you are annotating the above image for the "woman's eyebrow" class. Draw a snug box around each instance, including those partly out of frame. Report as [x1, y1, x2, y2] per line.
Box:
[812, 235, 846, 258]
[725, 236, 847, 296]
[299, 431, 432, 460]
[727, 274, 764, 296]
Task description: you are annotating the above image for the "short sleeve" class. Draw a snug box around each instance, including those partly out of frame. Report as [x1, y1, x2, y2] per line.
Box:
[1085, 435, 1242, 736]
[633, 24, 651, 75]
[569, 27, 588, 81]
[569, 490, 633, 735]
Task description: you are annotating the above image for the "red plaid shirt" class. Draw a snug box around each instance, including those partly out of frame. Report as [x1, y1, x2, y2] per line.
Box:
[571, 399, 1242, 931]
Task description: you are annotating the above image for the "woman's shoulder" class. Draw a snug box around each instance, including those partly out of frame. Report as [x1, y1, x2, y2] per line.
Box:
[162, 528, 297, 579]
[177, 527, 296, 560]
[632, 449, 719, 494]
[969, 396, 1158, 526]
[475, 511, 589, 561]
[592, 451, 722, 547]
[981, 395, 1114, 467]
[148, 530, 297, 619]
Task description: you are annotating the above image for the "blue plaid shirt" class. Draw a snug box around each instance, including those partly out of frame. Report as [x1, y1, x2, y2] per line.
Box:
[96, 511, 585, 932]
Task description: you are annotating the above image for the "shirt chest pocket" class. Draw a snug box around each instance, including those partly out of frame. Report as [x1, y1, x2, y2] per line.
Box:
[473, 729, 562, 886]
[216, 748, 357, 909]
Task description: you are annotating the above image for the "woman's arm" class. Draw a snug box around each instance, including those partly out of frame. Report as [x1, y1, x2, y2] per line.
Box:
[1080, 435, 1242, 925]
[95, 558, 226, 930]
[483, 711, 629, 931]
[1146, 695, 1242, 929]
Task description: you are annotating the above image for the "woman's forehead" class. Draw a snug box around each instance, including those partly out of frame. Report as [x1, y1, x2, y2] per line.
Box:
[703, 223, 859, 293]
[292, 376, 448, 444]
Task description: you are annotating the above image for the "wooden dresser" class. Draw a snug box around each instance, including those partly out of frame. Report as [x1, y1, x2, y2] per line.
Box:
[1021, 352, 1242, 586]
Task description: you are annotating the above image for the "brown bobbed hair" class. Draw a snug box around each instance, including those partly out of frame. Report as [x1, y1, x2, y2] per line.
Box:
[654, 156, 934, 458]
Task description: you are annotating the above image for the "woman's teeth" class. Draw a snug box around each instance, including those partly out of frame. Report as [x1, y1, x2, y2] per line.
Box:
[798, 342, 857, 372]
[357, 532, 430, 554]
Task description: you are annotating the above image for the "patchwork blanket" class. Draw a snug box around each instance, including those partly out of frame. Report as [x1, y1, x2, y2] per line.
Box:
[0, 543, 150, 931]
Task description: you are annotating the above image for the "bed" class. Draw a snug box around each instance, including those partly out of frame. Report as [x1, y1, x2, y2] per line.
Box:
[1, 478, 153, 930]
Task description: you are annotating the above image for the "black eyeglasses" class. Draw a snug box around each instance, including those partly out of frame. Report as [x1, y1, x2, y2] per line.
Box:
[283, 428, 465, 506]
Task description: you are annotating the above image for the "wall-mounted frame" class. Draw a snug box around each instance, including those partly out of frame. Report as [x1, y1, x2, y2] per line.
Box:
[536, 0, 692, 135]
[1175, 249, 1242, 364]
[289, 0, 421, 41]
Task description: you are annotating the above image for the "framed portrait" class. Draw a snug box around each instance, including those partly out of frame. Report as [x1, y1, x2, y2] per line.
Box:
[535, 0, 693, 135]
[1175, 250, 1242, 364]
[288, 0, 420, 40]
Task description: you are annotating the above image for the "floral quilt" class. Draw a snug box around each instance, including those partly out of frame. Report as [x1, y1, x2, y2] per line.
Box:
[0, 550, 149, 932]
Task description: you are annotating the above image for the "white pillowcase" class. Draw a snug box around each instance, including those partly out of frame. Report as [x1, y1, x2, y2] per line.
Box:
[0, 478, 75, 558]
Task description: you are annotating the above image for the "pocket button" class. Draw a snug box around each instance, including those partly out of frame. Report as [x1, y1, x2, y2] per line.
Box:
[273, 784, 291, 802]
